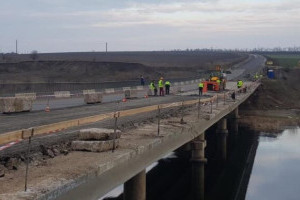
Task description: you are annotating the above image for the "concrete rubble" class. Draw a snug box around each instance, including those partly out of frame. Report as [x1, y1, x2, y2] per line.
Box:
[72, 128, 121, 152]
[72, 140, 119, 152]
[84, 93, 103, 104]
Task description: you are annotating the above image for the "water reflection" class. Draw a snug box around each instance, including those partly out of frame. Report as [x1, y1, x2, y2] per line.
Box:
[246, 127, 300, 200]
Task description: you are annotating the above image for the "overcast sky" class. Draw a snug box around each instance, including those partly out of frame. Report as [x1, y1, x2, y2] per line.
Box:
[1, 0, 300, 53]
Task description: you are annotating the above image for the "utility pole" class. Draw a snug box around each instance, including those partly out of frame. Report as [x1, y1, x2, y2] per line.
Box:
[16, 40, 18, 54]
[106, 42, 108, 53]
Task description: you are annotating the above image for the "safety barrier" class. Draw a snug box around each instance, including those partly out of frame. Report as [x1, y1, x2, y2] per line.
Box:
[104, 88, 115, 94]
[54, 91, 71, 98]
[15, 93, 37, 100]
[82, 89, 96, 95]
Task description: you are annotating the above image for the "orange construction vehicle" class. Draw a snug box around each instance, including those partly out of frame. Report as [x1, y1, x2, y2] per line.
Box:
[203, 65, 226, 91]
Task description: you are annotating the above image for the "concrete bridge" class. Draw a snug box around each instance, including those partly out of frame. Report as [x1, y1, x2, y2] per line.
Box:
[0, 54, 266, 200]
[28, 81, 259, 200]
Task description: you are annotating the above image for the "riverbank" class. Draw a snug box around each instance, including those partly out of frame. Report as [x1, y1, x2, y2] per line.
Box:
[240, 68, 300, 132]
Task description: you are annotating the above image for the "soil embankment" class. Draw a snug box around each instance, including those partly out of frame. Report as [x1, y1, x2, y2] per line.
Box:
[240, 68, 300, 132]
[0, 51, 247, 84]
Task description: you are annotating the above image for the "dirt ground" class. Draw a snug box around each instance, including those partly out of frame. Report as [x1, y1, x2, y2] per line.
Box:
[0, 104, 199, 199]
[239, 68, 300, 132]
[0, 51, 247, 83]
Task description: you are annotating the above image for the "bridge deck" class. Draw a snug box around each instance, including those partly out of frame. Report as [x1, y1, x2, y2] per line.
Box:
[0, 81, 260, 200]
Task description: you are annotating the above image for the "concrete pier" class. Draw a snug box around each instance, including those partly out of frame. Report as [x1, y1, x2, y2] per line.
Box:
[124, 170, 146, 200]
[233, 107, 239, 119]
[191, 133, 207, 200]
[216, 118, 228, 162]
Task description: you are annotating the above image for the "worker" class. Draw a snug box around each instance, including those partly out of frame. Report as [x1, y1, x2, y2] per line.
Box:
[198, 82, 204, 96]
[254, 73, 259, 81]
[165, 80, 171, 95]
[149, 80, 157, 96]
[217, 79, 221, 90]
[140, 75, 145, 86]
[158, 77, 164, 96]
[237, 80, 243, 89]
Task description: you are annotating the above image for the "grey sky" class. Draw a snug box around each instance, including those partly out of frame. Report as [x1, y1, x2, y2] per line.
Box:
[1, 0, 300, 53]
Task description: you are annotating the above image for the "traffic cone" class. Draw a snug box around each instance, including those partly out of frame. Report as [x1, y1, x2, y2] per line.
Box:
[122, 98, 127, 102]
[45, 105, 50, 112]
[144, 95, 148, 98]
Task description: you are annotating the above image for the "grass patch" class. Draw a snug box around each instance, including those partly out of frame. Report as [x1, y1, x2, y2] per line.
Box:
[264, 54, 300, 68]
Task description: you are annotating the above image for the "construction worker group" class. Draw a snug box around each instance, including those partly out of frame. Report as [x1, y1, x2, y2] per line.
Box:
[149, 77, 171, 96]
[148, 76, 245, 97]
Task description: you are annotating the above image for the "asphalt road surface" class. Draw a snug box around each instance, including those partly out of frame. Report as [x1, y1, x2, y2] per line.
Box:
[0, 54, 265, 135]
[27, 54, 266, 112]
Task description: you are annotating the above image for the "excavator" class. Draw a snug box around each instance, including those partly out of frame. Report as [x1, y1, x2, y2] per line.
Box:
[202, 65, 226, 92]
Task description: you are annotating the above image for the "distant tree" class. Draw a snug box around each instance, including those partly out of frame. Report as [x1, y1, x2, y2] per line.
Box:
[30, 50, 38, 61]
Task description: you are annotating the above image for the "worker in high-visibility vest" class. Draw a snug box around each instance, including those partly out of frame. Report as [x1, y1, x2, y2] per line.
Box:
[149, 80, 157, 96]
[216, 79, 221, 90]
[254, 73, 259, 81]
[198, 82, 204, 96]
[158, 77, 164, 96]
[165, 81, 171, 95]
[237, 80, 243, 89]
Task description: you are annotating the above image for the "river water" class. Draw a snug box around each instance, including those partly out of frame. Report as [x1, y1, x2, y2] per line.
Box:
[246, 127, 300, 200]
[100, 127, 300, 200]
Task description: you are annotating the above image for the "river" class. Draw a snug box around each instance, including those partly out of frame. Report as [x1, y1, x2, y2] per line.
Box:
[99, 127, 300, 200]
[246, 127, 300, 200]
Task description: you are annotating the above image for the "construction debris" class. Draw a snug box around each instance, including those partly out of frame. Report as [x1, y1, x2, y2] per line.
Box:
[72, 140, 119, 152]
[72, 128, 121, 152]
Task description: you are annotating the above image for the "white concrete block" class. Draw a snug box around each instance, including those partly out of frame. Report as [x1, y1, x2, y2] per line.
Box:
[122, 87, 131, 91]
[124, 90, 138, 98]
[54, 91, 71, 98]
[84, 93, 102, 104]
[82, 89, 96, 95]
[78, 128, 121, 140]
[0, 97, 33, 113]
[15, 93, 36, 100]
[105, 88, 115, 94]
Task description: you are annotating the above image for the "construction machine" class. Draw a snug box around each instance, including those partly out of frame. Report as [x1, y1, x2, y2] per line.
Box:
[203, 65, 226, 91]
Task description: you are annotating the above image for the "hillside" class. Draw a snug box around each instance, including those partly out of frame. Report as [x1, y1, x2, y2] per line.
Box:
[0, 51, 247, 83]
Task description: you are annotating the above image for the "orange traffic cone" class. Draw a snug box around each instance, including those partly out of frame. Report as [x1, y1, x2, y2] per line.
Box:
[45, 105, 50, 112]
[122, 98, 127, 102]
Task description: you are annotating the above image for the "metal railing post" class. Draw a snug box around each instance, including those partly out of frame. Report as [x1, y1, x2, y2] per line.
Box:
[25, 128, 34, 192]
[157, 105, 161, 136]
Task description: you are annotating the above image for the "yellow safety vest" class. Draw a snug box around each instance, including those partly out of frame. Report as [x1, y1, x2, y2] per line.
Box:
[165, 81, 171, 86]
[198, 83, 204, 88]
[158, 80, 164, 88]
[237, 81, 243, 87]
[149, 82, 155, 90]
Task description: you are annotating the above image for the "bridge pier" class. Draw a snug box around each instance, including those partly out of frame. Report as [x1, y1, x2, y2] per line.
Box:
[191, 132, 207, 200]
[124, 170, 146, 200]
[230, 107, 240, 139]
[216, 118, 228, 162]
[233, 107, 239, 119]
